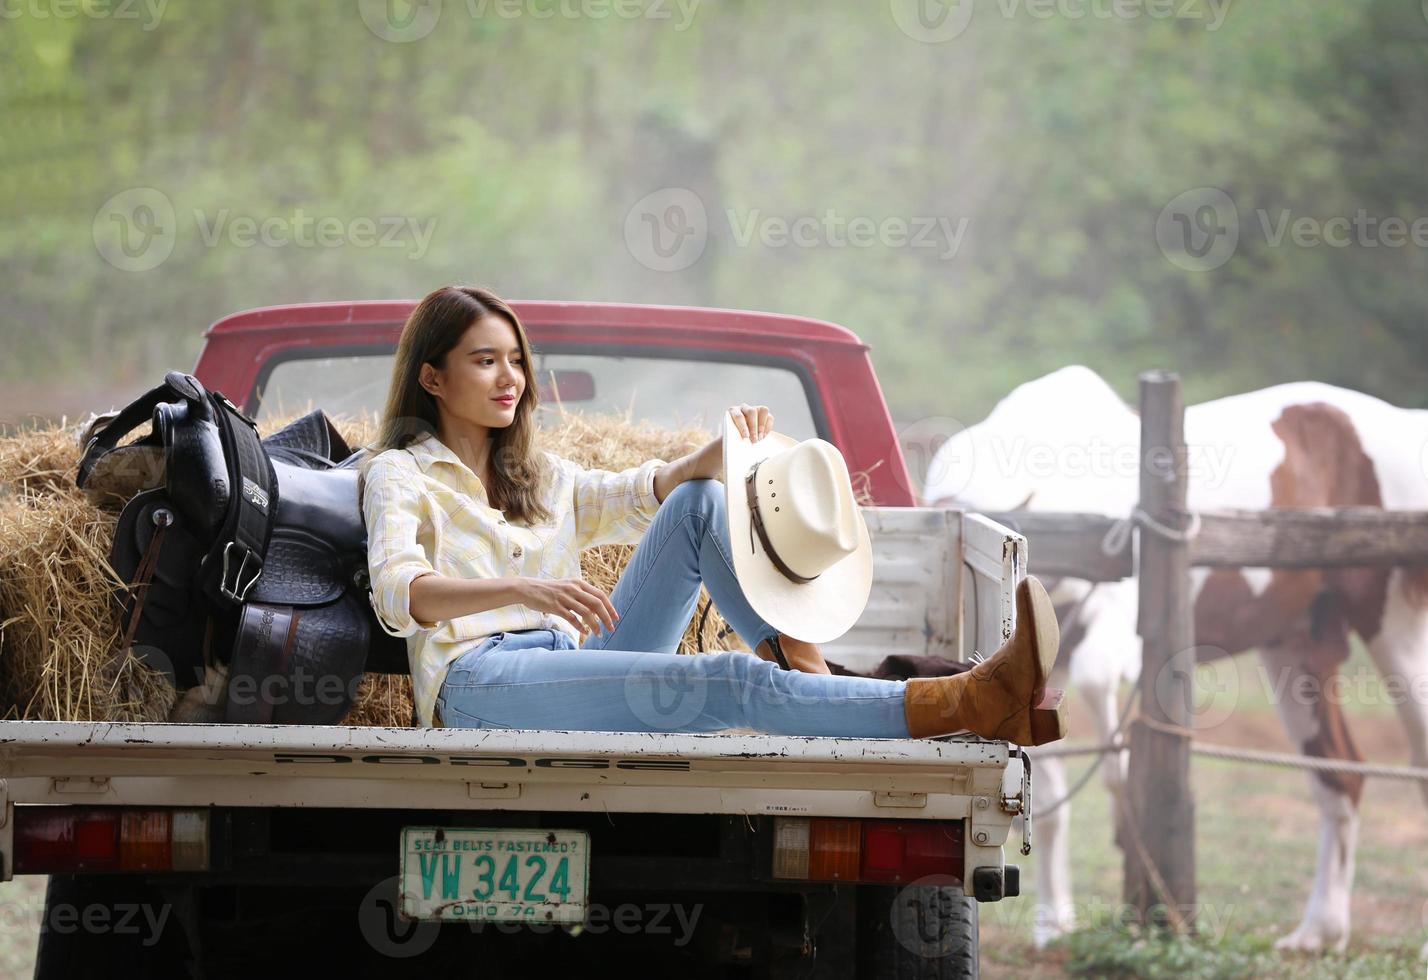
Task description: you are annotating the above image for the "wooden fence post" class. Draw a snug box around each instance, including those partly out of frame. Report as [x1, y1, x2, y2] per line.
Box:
[1123, 370, 1197, 928]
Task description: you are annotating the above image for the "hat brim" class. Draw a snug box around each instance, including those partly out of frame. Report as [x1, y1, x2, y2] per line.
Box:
[722, 413, 874, 644]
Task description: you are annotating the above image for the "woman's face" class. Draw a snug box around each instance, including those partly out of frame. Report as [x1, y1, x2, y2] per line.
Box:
[422, 315, 528, 430]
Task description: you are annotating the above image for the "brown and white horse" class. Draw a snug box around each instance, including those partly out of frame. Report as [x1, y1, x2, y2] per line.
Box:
[923, 366, 1428, 954]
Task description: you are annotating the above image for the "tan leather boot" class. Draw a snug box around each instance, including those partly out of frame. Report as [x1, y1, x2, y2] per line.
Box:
[903, 576, 1067, 745]
[756, 633, 831, 674]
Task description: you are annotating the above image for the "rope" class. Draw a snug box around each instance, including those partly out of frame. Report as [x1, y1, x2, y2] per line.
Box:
[1028, 710, 1428, 783]
[1101, 507, 1203, 556]
[1190, 742, 1428, 781]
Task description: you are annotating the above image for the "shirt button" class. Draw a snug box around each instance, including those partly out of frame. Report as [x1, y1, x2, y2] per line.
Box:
[512, 546, 523, 558]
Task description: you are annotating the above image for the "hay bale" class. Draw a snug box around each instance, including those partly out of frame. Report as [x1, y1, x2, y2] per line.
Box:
[0, 424, 173, 722]
[0, 405, 758, 727]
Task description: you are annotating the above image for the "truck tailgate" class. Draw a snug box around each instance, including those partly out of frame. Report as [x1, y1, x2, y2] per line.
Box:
[0, 722, 1014, 821]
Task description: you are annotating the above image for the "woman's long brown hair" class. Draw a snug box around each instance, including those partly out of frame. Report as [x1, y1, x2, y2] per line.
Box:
[362, 285, 553, 526]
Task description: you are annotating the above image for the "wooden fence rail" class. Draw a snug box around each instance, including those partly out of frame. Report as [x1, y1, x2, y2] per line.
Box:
[987, 508, 1428, 581]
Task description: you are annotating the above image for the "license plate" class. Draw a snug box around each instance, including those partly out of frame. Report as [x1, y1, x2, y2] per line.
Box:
[399, 827, 590, 923]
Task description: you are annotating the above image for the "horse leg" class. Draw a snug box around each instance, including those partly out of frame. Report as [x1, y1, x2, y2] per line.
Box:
[1364, 569, 1428, 805]
[1067, 592, 1138, 853]
[1077, 676, 1130, 852]
[1031, 753, 1075, 948]
[1361, 570, 1428, 960]
[1259, 642, 1363, 953]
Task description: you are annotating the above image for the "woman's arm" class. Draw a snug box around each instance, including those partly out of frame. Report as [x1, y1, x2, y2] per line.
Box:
[411, 573, 619, 637]
[407, 573, 528, 627]
[653, 403, 773, 502]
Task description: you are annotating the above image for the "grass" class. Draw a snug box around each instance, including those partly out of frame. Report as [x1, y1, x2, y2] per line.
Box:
[1061, 927, 1419, 980]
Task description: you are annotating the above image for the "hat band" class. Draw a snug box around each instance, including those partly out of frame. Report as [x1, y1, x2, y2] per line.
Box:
[745, 461, 819, 585]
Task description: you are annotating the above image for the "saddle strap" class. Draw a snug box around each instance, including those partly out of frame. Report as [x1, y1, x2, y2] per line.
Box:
[76, 374, 198, 489]
[118, 510, 172, 655]
[198, 384, 279, 607]
[225, 603, 301, 724]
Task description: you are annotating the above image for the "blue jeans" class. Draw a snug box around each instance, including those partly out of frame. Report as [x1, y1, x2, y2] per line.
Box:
[435, 479, 910, 738]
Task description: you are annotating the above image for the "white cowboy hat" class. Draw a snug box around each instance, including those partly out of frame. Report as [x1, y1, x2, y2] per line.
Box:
[722, 412, 874, 644]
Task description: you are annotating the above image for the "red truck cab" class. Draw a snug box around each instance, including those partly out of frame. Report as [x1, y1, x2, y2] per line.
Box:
[194, 300, 915, 508]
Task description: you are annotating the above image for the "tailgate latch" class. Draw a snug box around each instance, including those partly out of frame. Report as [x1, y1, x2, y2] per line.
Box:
[999, 748, 1032, 856]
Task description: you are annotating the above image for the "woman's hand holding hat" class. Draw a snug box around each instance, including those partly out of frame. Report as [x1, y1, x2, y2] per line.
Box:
[655, 403, 777, 499]
[727, 403, 774, 442]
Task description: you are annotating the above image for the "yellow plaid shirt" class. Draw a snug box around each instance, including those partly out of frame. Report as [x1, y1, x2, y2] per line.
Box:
[361, 433, 667, 728]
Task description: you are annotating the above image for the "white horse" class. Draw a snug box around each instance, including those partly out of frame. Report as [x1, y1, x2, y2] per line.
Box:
[923, 366, 1428, 955]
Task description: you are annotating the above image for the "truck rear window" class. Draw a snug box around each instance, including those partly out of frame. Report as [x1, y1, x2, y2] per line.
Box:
[254, 350, 820, 441]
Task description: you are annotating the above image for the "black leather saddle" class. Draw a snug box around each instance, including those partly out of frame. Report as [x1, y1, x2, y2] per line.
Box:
[77, 371, 407, 724]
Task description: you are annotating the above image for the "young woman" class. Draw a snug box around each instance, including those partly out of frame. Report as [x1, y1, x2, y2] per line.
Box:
[360, 285, 1066, 744]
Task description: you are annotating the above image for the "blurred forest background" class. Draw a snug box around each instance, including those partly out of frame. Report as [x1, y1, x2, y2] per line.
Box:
[3, 3, 1428, 973]
[2, 0, 1426, 432]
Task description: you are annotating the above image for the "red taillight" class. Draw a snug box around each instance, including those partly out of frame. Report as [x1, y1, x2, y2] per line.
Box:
[860, 820, 963, 883]
[772, 817, 964, 885]
[13, 807, 209, 874]
[15, 809, 119, 872]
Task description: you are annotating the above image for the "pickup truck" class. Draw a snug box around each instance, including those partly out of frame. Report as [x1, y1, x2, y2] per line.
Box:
[1, 301, 1034, 979]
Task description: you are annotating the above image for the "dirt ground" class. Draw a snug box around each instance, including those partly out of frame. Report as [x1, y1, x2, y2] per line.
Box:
[0, 875, 46, 975]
